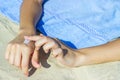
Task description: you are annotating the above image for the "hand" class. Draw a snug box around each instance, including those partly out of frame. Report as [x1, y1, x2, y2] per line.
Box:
[25, 34, 82, 67]
[24, 34, 62, 66]
[5, 34, 36, 76]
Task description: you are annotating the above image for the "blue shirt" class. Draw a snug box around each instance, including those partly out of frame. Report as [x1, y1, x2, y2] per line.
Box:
[37, 0, 120, 49]
[1, 0, 120, 49]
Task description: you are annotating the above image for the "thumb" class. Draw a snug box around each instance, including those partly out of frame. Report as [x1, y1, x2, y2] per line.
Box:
[31, 48, 41, 68]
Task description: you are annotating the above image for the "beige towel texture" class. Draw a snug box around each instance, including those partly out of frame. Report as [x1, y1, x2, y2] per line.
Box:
[0, 14, 120, 80]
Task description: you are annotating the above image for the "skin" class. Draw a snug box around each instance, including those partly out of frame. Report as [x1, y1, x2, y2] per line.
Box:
[5, 0, 120, 77]
[25, 34, 120, 67]
[5, 0, 43, 76]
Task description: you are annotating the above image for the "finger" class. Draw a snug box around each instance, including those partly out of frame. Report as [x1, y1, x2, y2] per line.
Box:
[52, 48, 63, 58]
[43, 41, 58, 53]
[24, 36, 41, 41]
[35, 37, 48, 50]
[5, 44, 11, 60]
[52, 48, 65, 64]
[21, 51, 30, 76]
[9, 45, 16, 65]
[14, 45, 22, 67]
[31, 49, 40, 68]
[40, 34, 44, 37]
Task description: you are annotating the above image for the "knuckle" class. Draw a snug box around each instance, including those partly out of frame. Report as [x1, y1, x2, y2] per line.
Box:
[52, 42, 59, 48]
[43, 45, 46, 49]
[48, 38, 53, 42]
[12, 43, 19, 48]
[35, 42, 39, 46]
[22, 46, 32, 54]
[8, 42, 15, 45]
[14, 43, 20, 47]
[7, 43, 12, 46]
[52, 48, 63, 56]
[22, 45, 28, 49]
[43, 36, 48, 41]
[10, 45, 15, 49]
[8, 43, 21, 48]
[6, 45, 10, 50]
[52, 41, 57, 46]
[56, 48, 63, 54]
[36, 46, 40, 50]
[7, 43, 13, 48]
[58, 48, 63, 52]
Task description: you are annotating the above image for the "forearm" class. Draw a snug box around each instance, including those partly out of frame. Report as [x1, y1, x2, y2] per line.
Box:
[79, 38, 120, 65]
[19, 0, 42, 35]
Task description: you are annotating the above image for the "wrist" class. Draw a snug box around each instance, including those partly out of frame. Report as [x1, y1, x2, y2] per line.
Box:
[18, 26, 36, 36]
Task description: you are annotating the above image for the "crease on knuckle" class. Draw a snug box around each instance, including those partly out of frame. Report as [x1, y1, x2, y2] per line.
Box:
[22, 46, 31, 53]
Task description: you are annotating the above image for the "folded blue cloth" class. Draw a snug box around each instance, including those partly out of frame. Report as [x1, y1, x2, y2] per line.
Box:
[0, 0, 22, 23]
[1, 0, 120, 49]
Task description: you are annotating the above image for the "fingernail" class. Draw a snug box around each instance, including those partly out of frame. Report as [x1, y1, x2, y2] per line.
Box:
[45, 50, 48, 53]
[36, 64, 40, 68]
[40, 34, 44, 37]
[32, 60, 41, 68]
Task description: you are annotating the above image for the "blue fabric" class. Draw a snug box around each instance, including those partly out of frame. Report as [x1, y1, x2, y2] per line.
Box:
[0, 0, 22, 23]
[0, 0, 120, 49]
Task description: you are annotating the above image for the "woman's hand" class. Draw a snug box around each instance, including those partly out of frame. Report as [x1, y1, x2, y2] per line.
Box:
[5, 0, 43, 76]
[5, 33, 36, 76]
[25, 34, 85, 67]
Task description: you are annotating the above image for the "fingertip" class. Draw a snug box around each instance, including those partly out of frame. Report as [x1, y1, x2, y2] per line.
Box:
[22, 67, 29, 77]
[15, 62, 21, 68]
[35, 64, 40, 68]
[45, 50, 49, 53]
[24, 72, 29, 77]
[32, 60, 40, 68]
[9, 60, 14, 65]
[5, 48, 10, 60]
[5, 55, 8, 60]
[40, 34, 44, 37]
